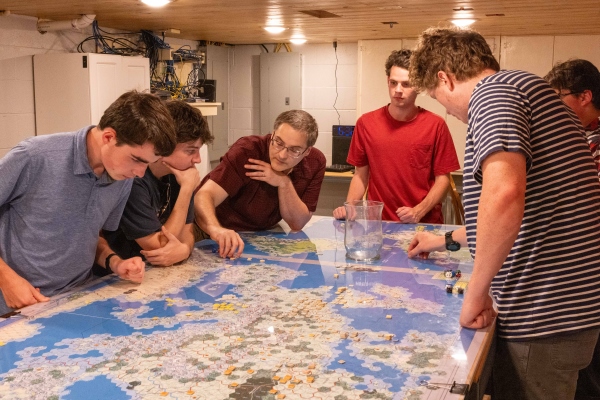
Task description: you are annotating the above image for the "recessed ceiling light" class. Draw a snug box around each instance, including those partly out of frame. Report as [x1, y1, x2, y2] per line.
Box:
[290, 38, 307, 44]
[141, 0, 171, 7]
[264, 26, 287, 34]
[449, 18, 478, 27]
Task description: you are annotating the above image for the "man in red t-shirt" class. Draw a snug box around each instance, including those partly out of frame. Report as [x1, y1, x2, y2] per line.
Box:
[333, 50, 460, 223]
[195, 110, 325, 258]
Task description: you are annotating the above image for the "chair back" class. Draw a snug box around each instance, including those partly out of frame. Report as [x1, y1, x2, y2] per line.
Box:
[448, 174, 465, 225]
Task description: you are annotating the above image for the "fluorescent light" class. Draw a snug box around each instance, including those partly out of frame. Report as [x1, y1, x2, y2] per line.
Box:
[449, 18, 478, 27]
[264, 26, 286, 34]
[290, 38, 307, 45]
[141, 0, 171, 7]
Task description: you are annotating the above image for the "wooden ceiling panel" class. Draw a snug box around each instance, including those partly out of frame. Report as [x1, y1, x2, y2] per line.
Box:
[0, 0, 598, 44]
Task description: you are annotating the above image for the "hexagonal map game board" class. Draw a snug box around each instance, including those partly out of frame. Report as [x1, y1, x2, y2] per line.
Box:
[0, 217, 490, 400]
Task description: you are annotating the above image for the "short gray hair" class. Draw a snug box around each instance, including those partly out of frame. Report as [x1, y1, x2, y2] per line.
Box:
[273, 110, 319, 147]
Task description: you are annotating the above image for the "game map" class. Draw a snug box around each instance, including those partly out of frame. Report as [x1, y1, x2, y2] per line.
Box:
[0, 217, 487, 400]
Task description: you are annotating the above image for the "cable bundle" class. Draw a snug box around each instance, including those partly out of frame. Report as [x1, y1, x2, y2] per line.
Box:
[77, 21, 142, 56]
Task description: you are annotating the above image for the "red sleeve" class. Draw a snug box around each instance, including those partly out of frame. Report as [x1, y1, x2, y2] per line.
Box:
[432, 120, 461, 176]
[346, 116, 369, 167]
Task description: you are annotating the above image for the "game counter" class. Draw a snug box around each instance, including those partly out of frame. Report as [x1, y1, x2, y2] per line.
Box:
[0, 216, 493, 399]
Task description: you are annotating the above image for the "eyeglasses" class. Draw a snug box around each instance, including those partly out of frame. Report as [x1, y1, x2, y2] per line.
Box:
[558, 92, 582, 98]
[270, 135, 308, 159]
[157, 182, 171, 220]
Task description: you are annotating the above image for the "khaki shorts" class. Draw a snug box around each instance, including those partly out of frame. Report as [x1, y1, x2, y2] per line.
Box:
[193, 222, 211, 242]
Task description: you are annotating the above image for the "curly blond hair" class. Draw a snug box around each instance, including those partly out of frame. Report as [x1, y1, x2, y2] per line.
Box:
[409, 27, 499, 91]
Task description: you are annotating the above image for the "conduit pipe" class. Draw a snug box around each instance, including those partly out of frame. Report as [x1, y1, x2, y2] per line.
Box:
[37, 14, 95, 33]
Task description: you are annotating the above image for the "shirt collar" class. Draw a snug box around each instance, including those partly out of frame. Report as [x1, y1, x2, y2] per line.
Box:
[73, 125, 114, 184]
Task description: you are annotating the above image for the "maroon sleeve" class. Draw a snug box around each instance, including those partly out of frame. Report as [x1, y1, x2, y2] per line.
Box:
[300, 149, 326, 212]
[204, 137, 260, 197]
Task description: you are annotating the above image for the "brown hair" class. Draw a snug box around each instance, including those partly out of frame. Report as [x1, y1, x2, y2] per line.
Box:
[409, 27, 500, 91]
[165, 100, 214, 145]
[385, 49, 412, 76]
[273, 110, 319, 147]
[98, 91, 176, 156]
[545, 59, 600, 109]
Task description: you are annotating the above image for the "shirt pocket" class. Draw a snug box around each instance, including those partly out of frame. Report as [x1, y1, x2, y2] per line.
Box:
[409, 144, 433, 170]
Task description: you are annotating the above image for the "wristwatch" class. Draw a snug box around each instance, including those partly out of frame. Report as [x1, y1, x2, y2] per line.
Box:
[445, 231, 461, 251]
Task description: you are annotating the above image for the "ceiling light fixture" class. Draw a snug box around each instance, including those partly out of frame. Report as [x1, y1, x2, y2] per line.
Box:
[449, 18, 478, 27]
[290, 38, 307, 45]
[141, 0, 171, 7]
[264, 25, 287, 34]
[142, 0, 172, 7]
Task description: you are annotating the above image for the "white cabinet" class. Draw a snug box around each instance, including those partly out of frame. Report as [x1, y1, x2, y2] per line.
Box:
[260, 52, 302, 135]
[499, 36, 555, 78]
[33, 53, 149, 135]
[205, 44, 230, 166]
[553, 36, 600, 69]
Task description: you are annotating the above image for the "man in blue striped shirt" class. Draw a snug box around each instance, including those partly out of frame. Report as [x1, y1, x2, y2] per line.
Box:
[407, 27, 600, 400]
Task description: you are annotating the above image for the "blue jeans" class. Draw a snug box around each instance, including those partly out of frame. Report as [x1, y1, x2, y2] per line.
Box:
[492, 328, 600, 400]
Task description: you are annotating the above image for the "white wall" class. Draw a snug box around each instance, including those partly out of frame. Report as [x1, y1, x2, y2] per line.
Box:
[0, 14, 92, 158]
[229, 43, 358, 165]
[0, 17, 205, 159]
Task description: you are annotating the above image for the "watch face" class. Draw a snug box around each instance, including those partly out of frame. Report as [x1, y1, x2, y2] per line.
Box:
[447, 242, 461, 251]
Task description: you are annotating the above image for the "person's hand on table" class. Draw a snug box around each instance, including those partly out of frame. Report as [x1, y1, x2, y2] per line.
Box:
[396, 206, 422, 223]
[210, 226, 244, 258]
[407, 231, 445, 259]
[333, 206, 346, 220]
[460, 290, 497, 329]
[140, 226, 190, 266]
[0, 272, 49, 310]
[111, 257, 145, 283]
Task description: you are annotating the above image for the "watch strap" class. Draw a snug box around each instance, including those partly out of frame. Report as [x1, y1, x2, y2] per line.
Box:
[445, 231, 461, 251]
[105, 253, 117, 272]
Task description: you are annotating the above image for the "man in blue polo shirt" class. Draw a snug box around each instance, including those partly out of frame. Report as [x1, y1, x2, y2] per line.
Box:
[0, 91, 176, 316]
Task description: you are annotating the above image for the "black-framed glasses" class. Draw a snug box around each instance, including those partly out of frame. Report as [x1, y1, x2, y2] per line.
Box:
[157, 182, 171, 220]
[270, 135, 308, 159]
[558, 91, 582, 98]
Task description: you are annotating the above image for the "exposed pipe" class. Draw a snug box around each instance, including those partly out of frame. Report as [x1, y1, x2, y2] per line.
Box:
[37, 14, 95, 33]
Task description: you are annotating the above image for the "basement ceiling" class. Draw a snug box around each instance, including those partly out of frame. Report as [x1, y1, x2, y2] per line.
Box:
[0, 0, 598, 44]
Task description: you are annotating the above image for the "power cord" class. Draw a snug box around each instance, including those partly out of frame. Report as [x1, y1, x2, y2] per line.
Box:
[333, 41, 341, 125]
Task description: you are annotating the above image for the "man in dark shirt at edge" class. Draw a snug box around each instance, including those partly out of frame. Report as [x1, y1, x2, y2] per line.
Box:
[101, 101, 214, 272]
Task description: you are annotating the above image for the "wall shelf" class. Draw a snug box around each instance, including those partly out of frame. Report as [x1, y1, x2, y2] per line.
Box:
[188, 102, 221, 116]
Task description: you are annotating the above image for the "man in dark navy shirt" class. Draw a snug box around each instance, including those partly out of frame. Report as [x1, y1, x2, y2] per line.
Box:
[103, 101, 213, 269]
